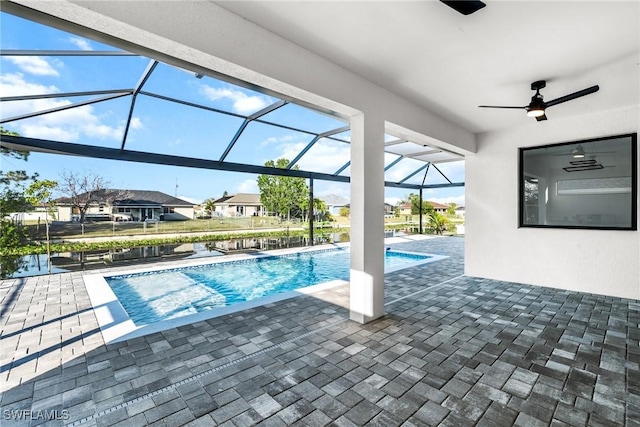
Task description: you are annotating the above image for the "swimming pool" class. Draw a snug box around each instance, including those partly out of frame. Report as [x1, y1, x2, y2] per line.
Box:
[85, 243, 446, 342]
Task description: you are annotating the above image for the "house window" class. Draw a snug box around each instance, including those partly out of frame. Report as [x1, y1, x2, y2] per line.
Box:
[163, 207, 175, 214]
[98, 205, 104, 212]
[519, 133, 637, 230]
[117, 207, 131, 213]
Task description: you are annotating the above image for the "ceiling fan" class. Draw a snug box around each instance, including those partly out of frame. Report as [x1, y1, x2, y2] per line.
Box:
[479, 80, 599, 121]
[551, 144, 616, 158]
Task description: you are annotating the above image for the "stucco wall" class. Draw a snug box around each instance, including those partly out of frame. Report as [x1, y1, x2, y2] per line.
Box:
[167, 206, 194, 220]
[466, 105, 639, 299]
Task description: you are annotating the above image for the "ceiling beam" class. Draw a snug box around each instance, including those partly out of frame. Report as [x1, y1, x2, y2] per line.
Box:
[384, 139, 405, 146]
[405, 149, 442, 158]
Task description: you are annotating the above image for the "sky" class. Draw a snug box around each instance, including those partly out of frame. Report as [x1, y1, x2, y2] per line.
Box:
[0, 12, 465, 207]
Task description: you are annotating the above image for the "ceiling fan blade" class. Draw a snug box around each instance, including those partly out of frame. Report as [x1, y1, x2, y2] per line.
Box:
[478, 105, 525, 109]
[545, 85, 599, 108]
[535, 113, 548, 122]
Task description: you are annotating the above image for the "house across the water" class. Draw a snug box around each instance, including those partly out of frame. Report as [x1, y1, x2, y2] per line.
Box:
[54, 189, 195, 222]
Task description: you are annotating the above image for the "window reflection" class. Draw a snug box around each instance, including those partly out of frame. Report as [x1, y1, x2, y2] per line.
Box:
[520, 134, 637, 230]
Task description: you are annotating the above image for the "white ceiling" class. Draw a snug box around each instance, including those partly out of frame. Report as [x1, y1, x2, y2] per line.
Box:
[216, 0, 640, 134]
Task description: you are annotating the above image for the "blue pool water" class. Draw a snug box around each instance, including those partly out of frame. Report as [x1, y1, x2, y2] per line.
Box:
[106, 248, 432, 325]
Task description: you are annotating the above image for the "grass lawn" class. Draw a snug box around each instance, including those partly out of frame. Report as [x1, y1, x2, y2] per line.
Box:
[26, 214, 463, 241]
[28, 217, 298, 239]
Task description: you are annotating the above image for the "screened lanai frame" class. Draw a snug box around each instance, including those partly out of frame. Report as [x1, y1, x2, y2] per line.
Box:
[0, 12, 464, 238]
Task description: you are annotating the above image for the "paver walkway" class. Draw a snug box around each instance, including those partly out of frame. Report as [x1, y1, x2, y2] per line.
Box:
[1, 236, 638, 426]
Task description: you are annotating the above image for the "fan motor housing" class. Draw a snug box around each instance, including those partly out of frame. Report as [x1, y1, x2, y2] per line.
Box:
[531, 80, 546, 91]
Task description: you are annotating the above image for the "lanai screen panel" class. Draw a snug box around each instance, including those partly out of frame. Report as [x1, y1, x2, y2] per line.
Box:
[141, 63, 276, 117]
[292, 138, 351, 174]
[222, 120, 316, 167]
[385, 157, 427, 183]
[259, 102, 347, 134]
[123, 95, 245, 159]
[1, 10, 465, 192]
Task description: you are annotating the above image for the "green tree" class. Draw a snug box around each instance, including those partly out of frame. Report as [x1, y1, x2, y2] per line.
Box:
[1, 127, 33, 258]
[0, 126, 58, 276]
[202, 198, 216, 217]
[301, 197, 329, 221]
[257, 158, 309, 220]
[25, 179, 58, 273]
[447, 202, 457, 216]
[339, 206, 350, 217]
[408, 193, 435, 214]
[429, 212, 450, 235]
[0, 126, 28, 161]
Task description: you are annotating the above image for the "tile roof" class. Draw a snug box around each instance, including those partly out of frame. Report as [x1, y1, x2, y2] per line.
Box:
[319, 194, 349, 206]
[55, 189, 194, 206]
[214, 193, 262, 205]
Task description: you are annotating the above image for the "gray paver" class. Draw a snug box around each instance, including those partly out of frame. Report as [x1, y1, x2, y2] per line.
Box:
[1, 237, 638, 427]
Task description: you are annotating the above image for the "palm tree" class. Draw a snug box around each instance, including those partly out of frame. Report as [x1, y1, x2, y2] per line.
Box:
[429, 212, 449, 235]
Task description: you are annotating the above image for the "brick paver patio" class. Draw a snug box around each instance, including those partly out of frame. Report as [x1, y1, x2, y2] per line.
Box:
[1, 236, 638, 426]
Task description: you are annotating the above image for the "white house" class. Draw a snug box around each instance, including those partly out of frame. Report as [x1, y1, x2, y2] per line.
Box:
[213, 193, 265, 217]
[319, 194, 349, 216]
[54, 189, 195, 222]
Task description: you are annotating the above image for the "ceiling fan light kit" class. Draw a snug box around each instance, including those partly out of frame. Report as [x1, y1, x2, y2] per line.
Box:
[571, 145, 585, 158]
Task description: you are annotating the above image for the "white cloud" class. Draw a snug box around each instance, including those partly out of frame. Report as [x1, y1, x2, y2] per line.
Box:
[130, 117, 143, 129]
[267, 137, 350, 174]
[18, 123, 78, 141]
[6, 56, 60, 76]
[0, 73, 59, 98]
[201, 85, 270, 115]
[260, 134, 296, 146]
[236, 179, 259, 194]
[1, 73, 125, 142]
[68, 37, 93, 51]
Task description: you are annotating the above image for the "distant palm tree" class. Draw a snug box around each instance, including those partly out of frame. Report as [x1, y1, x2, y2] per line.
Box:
[429, 212, 449, 235]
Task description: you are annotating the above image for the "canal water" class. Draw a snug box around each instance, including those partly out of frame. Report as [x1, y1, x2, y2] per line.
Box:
[1, 230, 417, 279]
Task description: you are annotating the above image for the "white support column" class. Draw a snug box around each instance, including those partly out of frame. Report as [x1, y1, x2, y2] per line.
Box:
[349, 111, 385, 323]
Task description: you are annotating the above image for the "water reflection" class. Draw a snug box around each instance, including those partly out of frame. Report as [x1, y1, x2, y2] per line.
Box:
[1, 230, 409, 279]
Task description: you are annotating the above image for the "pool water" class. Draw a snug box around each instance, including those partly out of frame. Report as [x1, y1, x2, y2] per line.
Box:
[106, 248, 432, 325]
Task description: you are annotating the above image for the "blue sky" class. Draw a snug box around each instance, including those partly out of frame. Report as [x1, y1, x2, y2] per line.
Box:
[1, 12, 465, 206]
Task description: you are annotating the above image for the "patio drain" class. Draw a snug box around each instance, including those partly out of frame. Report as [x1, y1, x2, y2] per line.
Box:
[65, 274, 465, 426]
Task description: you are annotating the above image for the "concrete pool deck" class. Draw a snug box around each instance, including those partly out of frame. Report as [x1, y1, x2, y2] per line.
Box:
[1, 236, 639, 426]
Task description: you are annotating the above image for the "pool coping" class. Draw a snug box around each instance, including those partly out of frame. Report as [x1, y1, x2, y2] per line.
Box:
[84, 239, 447, 344]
